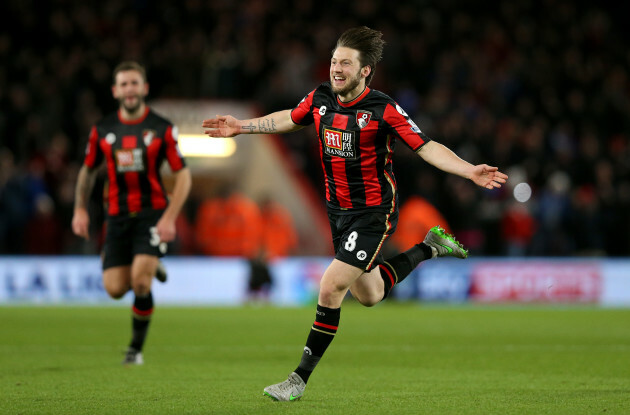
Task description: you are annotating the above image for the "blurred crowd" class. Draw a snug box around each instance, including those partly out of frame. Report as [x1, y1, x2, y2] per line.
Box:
[1, 0, 629, 256]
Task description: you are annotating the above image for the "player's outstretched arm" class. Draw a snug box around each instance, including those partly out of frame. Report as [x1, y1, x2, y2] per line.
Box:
[202, 109, 303, 137]
[417, 141, 508, 189]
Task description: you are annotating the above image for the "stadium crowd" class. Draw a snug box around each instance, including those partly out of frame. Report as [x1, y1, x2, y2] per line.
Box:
[1, 0, 629, 256]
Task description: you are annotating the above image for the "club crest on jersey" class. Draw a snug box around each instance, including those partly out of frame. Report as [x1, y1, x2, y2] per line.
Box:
[356, 110, 372, 129]
[143, 129, 156, 146]
[322, 126, 357, 160]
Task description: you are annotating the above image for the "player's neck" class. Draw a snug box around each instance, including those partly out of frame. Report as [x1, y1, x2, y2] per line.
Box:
[337, 84, 367, 103]
[119, 103, 147, 121]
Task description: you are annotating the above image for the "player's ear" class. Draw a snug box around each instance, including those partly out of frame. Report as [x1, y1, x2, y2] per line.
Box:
[361, 65, 371, 79]
[143, 82, 149, 96]
[111, 84, 117, 99]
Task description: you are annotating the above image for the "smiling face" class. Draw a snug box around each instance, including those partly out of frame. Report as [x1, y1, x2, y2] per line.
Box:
[112, 69, 148, 117]
[330, 46, 371, 101]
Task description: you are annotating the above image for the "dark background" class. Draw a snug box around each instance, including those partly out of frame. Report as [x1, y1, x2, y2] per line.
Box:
[1, 0, 629, 257]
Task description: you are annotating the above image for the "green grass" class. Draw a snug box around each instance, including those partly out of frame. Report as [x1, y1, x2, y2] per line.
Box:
[1, 303, 629, 414]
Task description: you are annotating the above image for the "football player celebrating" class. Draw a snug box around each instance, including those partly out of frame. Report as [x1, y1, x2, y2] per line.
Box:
[203, 27, 507, 401]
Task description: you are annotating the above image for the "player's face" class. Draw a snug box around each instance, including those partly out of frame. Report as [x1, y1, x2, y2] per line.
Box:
[330, 47, 368, 99]
[112, 70, 148, 113]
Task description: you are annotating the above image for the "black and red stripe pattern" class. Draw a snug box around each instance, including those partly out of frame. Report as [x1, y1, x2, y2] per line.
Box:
[83, 107, 186, 216]
[291, 82, 430, 214]
[132, 304, 154, 320]
[311, 305, 340, 337]
[312, 320, 338, 336]
[378, 262, 398, 299]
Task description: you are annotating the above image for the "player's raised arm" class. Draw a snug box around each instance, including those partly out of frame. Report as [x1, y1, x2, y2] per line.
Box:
[417, 140, 508, 190]
[202, 109, 303, 138]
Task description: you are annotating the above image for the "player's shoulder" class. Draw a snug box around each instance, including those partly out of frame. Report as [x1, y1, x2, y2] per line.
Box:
[146, 108, 174, 127]
[94, 111, 120, 131]
[365, 89, 412, 119]
[96, 111, 120, 128]
[365, 88, 395, 105]
[313, 81, 334, 96]
[300, 82, 335, 107]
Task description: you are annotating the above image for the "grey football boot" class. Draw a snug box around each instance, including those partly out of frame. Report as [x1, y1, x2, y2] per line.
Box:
[263, 372, 306, 401]
[424, 226, 468, 259]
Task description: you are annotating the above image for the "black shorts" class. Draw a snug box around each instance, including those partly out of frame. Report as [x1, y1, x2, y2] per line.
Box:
[328, 209, 398, 272]
[102, 209, 167, 270]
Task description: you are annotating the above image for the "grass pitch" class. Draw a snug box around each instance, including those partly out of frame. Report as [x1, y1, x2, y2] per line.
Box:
[1, 303, 629, 414]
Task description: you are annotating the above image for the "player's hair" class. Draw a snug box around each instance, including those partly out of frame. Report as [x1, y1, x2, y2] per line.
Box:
[334, 26, 385, 86]
[112, 61, 147, 84]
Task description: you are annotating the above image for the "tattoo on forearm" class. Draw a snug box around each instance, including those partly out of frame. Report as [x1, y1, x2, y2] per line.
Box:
[241, 118, 278, 133]
[74, 167, 96, 209]
[257, 118, 277, 133]
[242, 123, 256, 133]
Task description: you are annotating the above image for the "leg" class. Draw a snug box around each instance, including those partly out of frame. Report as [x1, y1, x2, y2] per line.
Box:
[374, 226, 468, 300]
[264, 259, 364, 401]
[130, 254, 158, 296]
[123, 254, 159, 364]
[102, 266, 132, 299]
[349, 266, 385, 307]
[318, 259, 364, 308]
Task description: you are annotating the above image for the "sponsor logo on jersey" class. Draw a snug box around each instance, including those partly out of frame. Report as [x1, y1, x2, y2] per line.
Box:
[105, 133, 116, 145]
[143, 129, 156, 146]
[356, 250, 367, 260]
[356, 110, 372, 129]
[322, 126, 357, 159]
[409, 120, 422, 134]
[319, 106, 327, 116]
[115, 148, 145, 172]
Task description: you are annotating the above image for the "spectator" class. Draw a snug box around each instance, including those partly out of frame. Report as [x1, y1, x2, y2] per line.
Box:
[1, 0, 629, 256]
[195, 186, 263, 258]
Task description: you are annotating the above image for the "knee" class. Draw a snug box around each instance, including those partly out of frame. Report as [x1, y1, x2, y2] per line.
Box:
[131, 273, 153, 296]
[319, 280, 347, 306]
[103, 280, 129, 299]
[131, 278, 151, 296]
[355, 293, 381, 307]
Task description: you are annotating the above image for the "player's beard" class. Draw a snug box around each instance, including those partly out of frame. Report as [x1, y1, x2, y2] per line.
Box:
[331, 68, 362, 96]
[119, 94, 144, 114]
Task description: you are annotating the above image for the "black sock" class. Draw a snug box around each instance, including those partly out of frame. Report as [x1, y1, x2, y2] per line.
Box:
[130, 291, 153, 351]
[294, 304, 340, 384]
[380, 243, 432, 299]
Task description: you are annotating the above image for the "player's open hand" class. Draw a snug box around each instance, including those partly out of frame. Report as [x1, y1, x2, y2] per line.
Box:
[202, 115, 240, 137]
[470, 164, 508, 189]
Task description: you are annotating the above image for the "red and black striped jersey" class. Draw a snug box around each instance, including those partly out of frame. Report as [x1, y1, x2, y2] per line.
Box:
[82, 107, 186, 216]
[291, 82, 430, 214]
